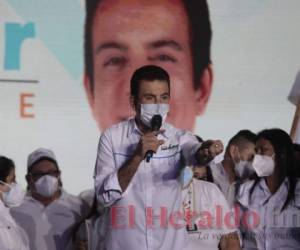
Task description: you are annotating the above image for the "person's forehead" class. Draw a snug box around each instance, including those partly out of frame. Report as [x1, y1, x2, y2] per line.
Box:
[139, 80, 170, 94]
[256, 138, 272, 148]
[30, 160, 57, 173]
[241, 142, 256, 151]
[92, 0, 190, 45]
[96, 0, 186, 17]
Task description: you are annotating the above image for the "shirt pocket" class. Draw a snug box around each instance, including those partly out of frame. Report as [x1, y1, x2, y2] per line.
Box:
[154, 148, 181, 182]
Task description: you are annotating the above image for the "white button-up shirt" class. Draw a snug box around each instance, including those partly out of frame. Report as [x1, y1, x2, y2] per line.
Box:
[94, 118, 201, 250]
[10, 191, 89, 250]
[210, 161, 237, 207]
[236, 178, 300, 250]
[182, 179, 236, 250]
[0, 200, 29, 250]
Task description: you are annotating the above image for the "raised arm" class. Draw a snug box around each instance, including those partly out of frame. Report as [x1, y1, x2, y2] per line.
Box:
[94, 130, 164, 207]
[180, 131, 223, 165]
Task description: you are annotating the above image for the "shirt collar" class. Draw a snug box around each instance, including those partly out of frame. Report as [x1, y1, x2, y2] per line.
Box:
[127, 117, 142, 137]
[127, 117, 171, 139]
[255, 178, 289, 209]
[238, 178, 290, 209]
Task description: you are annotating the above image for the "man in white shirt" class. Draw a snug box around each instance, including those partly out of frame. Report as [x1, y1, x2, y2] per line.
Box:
[210, 130, 256, 207]
[94, 65, 223, 250]
[10, 148, 89, 250]
[181, 174, 241, 250]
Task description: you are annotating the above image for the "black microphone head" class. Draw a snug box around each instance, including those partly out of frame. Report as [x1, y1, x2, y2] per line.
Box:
[151, 114, 162, 131]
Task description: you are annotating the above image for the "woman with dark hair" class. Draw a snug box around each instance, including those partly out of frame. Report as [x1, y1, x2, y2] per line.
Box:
[0, 156, 29, 249]
[236, 128, 300, 249]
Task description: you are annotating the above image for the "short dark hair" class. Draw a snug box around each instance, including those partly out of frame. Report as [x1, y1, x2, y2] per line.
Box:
[130, 65, 170, 101]
[84, 0, 212, 92]
[0, 156, 15, 183]
[227, 130, 256, 150]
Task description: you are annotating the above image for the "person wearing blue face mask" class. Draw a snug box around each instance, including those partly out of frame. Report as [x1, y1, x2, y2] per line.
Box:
[0, 156, 29, 250]
[10, 148, 89, 250]
[236, 128, 300, 250]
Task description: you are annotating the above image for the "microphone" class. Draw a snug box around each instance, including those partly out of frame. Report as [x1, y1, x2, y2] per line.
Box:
[145, 114, 162, 162]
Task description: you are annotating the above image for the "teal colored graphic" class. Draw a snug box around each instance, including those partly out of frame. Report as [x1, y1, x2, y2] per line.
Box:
[4, 22, 35, 70]
[7, 0, 84, 79]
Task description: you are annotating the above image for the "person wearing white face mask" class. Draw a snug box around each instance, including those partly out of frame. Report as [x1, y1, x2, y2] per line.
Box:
[0, 156, 29, 250]
[94, 65, 224, 250]
[236, 128, 300, 250]
[210, 130, 256, 207]
[10, 148, 90, 250]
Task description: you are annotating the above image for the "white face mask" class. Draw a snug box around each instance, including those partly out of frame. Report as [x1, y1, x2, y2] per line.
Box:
[34, 175, 59, 197]
[252, 154, 275, 177]
[234, 161, 255, 179]
[0, 181, 25, 207]
[179, 166, 194, 189]
[140, 103, 169, 128]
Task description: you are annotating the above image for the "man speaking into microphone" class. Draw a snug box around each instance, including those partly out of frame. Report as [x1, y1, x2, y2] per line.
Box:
[94, 65, 223, 250]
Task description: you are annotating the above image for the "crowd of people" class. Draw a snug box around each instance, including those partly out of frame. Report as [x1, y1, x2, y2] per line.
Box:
[1, 65, 300, 250]
[1, 0, 299, 248]
[1, 129, 299, 250]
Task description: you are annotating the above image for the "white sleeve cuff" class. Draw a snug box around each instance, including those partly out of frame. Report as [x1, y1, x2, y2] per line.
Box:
[98, 172, 122, 207]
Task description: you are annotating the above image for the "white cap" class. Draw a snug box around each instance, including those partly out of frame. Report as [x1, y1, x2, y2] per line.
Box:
[27, 148, 57, 169]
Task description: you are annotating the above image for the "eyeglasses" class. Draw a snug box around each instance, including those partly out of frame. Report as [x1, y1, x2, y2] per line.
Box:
[29, 170, 60, 179]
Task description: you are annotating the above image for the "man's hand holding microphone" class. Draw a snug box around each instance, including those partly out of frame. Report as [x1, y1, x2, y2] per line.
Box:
[135, 114, 224, 164]
[135, 115, 165, 162]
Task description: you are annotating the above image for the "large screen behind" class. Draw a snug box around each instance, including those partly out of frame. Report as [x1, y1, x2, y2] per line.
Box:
[0, 0, 299, 194]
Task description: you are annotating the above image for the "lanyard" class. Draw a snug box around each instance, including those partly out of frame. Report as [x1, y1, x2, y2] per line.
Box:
[182, 181, 198, 231]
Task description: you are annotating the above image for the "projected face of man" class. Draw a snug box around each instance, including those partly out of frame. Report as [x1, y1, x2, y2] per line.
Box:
[85, 0, 213, 131]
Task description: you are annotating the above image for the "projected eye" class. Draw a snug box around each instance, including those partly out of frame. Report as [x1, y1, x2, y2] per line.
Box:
[161, 95, 170, 101]
[103, 56, 127, 68]
[145, 95, 154, 101]
[150, 54, 177, 63]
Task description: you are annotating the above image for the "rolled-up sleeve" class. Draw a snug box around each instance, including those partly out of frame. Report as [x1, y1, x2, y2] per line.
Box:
[94, 129, 122, 207]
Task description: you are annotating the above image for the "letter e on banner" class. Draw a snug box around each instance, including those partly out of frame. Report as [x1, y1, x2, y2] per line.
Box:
[20, 93, 35, 118]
